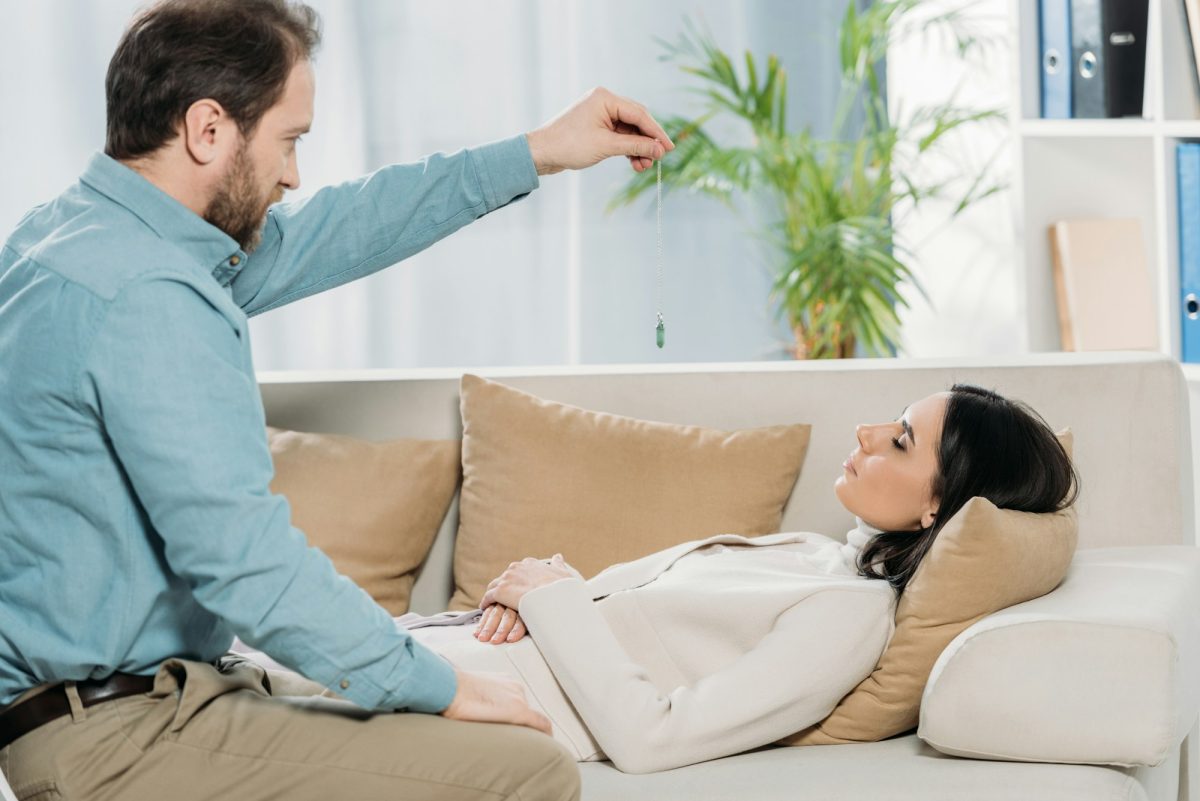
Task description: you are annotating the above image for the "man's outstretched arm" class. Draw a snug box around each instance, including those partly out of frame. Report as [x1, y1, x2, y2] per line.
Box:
[232, 87, 673, 316]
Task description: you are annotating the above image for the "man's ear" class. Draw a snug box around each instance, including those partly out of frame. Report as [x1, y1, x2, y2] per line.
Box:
[182, 98, 232, 165]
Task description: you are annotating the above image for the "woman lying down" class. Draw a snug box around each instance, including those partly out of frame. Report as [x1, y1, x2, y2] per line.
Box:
[252, 384, 1077, 774]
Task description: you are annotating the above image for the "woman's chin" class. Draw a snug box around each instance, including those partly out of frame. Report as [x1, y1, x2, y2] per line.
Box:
[833, 476, 852, 508]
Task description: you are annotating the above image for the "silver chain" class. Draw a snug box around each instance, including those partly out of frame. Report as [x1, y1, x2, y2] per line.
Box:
[655, 159, 663, 326]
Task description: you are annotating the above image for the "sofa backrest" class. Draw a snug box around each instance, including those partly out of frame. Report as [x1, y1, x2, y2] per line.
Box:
[258, 351, 1194, 614]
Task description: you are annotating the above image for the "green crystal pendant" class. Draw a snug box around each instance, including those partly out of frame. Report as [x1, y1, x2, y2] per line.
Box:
[655, 316, 665, 349]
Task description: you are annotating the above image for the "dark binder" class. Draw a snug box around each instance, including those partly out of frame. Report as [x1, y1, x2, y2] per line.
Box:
[1039, 0, 1072, 118]
[1070, 0, 1148, 118]
[1183, 0, 1200, 99]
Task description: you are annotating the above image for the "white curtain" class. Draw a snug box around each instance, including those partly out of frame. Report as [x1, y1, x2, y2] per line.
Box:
[1, 1, 1016, 370]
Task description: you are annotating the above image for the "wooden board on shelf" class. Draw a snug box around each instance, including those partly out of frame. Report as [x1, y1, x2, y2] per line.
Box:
[1048, 218, 1159, 351]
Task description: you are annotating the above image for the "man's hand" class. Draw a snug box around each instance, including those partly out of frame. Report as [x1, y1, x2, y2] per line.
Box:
[481, 554, 582, 610]
[526, 87, 675, 176]
[441, 668, 552, 735]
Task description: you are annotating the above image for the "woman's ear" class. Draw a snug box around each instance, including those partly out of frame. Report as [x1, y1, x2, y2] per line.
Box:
[920, 508, 938, 530]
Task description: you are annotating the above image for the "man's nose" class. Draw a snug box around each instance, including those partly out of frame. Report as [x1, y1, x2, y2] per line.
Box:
[282, 152, 301, 191]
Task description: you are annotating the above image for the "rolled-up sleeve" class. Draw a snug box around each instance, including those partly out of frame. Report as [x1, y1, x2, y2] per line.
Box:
[80, 276, 456, 713]
[233, 135, 539, 316]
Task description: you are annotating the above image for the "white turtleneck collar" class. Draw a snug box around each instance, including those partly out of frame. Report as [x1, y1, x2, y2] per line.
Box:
[839, 517, 883, 573]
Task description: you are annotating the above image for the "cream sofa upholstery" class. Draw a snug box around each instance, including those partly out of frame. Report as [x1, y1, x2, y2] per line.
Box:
[259, 351, 1200, 801]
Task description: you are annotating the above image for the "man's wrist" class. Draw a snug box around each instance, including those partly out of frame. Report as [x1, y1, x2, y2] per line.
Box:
[524, 130, 557, 177]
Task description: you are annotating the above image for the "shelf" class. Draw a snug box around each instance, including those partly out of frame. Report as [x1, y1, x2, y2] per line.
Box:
[1162, 121, 1200, 139]
[1013, 0, 1196, 360]
[1018, 119, 1156, 138]
[1017, 120, 1200, 141]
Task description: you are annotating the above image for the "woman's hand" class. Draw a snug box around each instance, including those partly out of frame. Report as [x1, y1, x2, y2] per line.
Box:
[480, 554, 581, 611]
[475, 603, 527, 644]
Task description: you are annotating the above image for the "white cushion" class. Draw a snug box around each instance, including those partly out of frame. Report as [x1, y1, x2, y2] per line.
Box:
[578, 733, 1181, 801]
[918, 546, 1200, 767]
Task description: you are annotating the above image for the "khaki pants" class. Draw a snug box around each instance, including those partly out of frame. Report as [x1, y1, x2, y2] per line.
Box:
[0, 656, 580, 801]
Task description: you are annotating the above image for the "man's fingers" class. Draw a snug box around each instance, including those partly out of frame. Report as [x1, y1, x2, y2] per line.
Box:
[520, 706, 554, 736]
[613, 133, 664, 161]
[611, 96, 675, 150]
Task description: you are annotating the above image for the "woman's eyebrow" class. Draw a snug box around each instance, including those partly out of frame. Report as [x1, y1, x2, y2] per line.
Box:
[901, 417, 915, 446]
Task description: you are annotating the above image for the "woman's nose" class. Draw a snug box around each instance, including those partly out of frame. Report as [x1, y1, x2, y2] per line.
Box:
[856, 422, 892, 452]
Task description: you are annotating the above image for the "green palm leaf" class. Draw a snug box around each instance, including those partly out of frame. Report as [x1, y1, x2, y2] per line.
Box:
[612, 1, 1003, 357]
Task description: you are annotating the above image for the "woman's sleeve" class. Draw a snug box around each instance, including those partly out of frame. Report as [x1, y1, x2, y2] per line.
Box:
[518, 579, 893, 774]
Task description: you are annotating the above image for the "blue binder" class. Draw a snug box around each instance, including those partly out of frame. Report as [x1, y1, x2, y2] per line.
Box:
[1039, 0, 1072, 118]
[1178, 143, 1200, 362]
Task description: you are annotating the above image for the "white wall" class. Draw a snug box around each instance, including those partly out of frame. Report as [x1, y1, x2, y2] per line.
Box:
[888, 0, 1024, 357]
[1, 0, 1022, 367]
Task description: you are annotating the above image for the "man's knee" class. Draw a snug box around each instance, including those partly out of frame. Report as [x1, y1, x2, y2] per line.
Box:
[502, 728, 581, 801]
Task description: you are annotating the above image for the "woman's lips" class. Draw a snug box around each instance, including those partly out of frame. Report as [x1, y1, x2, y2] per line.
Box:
[842, 457, 858, 476]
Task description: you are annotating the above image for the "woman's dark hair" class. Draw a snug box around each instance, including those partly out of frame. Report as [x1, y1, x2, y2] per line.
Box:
[858, 384, 1079, 595]
[104, 0, 322, 161]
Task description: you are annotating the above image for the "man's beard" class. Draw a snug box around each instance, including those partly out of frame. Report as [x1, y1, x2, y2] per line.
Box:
[203, 144, 282, 253]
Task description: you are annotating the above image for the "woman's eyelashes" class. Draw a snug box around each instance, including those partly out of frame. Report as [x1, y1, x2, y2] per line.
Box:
[891, 434, 907, 452]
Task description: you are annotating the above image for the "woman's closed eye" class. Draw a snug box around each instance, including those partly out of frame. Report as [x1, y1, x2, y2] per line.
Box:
[891, 435, 906, 452]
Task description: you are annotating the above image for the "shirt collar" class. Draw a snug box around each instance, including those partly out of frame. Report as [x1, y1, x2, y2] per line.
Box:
[79, 152, 247, 285]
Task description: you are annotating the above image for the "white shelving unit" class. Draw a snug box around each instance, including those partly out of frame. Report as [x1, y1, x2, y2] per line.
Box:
[1010, 0, 1200, 358]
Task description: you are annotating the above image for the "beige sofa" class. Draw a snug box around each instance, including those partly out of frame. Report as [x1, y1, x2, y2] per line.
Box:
[258, 351, 1200, 801]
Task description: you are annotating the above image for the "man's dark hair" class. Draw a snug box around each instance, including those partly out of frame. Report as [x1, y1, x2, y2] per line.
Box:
[104, 0, 321, 160]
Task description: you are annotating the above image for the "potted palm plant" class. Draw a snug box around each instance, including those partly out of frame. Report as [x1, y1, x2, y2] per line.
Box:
[610, 0, 1005, 359]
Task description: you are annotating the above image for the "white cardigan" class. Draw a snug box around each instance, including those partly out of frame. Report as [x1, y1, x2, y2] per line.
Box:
[426, 528, 896, 774]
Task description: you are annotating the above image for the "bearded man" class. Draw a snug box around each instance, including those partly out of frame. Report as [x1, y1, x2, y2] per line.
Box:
[0, 1, 672, 799]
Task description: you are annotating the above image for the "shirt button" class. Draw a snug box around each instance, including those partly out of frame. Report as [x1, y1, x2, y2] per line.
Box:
[339, 679, 350, 690]
[229, 255, 241, 266]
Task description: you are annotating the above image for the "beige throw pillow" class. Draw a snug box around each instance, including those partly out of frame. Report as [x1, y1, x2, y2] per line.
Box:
[267, 427, 462, 615]
[782, 495, 1078, 745]
[450, 374, 813, 610]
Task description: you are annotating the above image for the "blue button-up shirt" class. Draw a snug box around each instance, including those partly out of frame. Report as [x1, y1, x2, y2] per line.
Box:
[0, 136, 539, 712]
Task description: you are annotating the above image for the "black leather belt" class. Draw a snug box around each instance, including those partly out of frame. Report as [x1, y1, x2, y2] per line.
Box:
[0, 673, 156, 751]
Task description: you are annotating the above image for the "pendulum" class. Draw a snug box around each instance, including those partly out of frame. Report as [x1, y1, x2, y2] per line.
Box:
[655, 159, 665, 349]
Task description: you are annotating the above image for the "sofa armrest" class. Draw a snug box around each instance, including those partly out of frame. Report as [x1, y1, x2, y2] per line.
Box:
[917, 546, 1200, 767]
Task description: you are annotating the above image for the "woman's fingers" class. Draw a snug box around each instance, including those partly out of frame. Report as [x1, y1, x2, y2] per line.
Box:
[489, 606, 517, 643]
[474, 605, 527, 645]
[475, 604, 500, 641]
